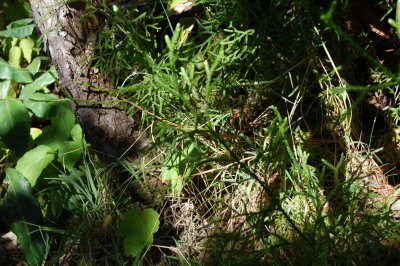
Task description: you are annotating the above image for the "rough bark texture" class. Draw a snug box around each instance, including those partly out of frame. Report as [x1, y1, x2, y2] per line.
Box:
[29, 0, 146, 160]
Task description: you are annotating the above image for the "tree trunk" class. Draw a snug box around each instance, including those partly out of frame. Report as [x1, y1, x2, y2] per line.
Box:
[29, 0, 146, 161]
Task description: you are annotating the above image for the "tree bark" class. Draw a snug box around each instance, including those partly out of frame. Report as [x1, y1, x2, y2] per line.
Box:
[29, 0, 146, 161]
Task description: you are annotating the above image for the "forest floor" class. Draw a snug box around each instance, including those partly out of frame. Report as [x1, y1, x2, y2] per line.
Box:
[1, 0, 400, 265]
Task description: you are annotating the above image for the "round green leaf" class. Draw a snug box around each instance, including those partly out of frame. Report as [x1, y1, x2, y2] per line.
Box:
[118, 203, 160, 257]
[161, 143, 199, 194]
[0, 98, 30, 156]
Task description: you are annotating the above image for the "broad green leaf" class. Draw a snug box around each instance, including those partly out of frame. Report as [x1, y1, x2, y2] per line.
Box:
[6, 18, 34, 29]
[70, 124, 83, 142]
[30, 128, 42, 140]
[161, 143, 200, 194]
[20, 37, 34, 63]
[57, 140, 83, 171]
[34, 104, 76, 150]
[15, 145, 55, 187]
[0, 24, 35, 38]
[12, 222, 46, 266]
[11, 37, 19, 47]
[23, 92, 59, 119]
[118, 203, 160, 257]
[162, 165, 183, 193]
[0, 168, 45, 266]
[0, 98, 30, 156]
[162, 163, 182, 192]
[0, 61, 33, 83]
[26, 56, 48, 75]
[59, 122, 85, 172]
[8, 46, 22, 68]
[0, 80, 12, 99]
[20, 66, 58, 99]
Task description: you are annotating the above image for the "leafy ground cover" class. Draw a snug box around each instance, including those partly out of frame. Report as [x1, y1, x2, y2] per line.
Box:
[1, 0, 400, 265]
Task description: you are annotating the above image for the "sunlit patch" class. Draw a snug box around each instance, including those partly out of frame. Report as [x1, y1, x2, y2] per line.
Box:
[169, 1, 193, 15]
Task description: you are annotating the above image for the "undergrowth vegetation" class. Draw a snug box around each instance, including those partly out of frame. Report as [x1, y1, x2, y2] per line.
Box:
[1, 0, 400, 265]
